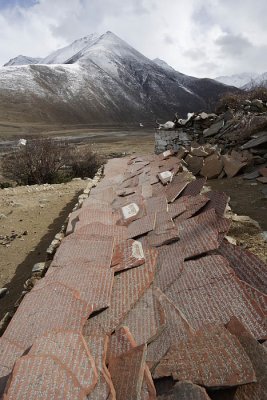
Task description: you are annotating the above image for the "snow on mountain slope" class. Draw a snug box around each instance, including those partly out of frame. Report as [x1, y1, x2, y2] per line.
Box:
[215, 73, 260, 88]
[40, 33, 100, 64]
[0, 31, 238, 124]
[153, 58, 176, 72]
[242, 72, 267, 89]
[4, 55, 42, 66]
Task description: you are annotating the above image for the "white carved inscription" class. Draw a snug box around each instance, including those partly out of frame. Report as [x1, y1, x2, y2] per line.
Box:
[121, 203, 140, 220]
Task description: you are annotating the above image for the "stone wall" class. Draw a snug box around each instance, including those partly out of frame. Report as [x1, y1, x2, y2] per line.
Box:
[155, 130, 181, 154]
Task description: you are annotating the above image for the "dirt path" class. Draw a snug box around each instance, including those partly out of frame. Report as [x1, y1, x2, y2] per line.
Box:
[0, 180, 87, 320]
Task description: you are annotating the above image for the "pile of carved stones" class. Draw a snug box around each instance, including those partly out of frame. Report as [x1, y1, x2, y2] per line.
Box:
[0, 151, 266, 399]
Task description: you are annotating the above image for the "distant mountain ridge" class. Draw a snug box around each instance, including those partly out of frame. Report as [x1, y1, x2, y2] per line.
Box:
[0, 31, 237, 125]
[216, 72, 267, 89]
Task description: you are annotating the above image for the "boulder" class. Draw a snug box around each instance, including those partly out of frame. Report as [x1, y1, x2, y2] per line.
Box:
[185, 154, 204, 175]
[222, 155, 247, 178]
[200, 154, 223, 179]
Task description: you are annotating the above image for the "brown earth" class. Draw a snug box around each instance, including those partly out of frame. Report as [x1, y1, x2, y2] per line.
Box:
[0, 180, 87, 320]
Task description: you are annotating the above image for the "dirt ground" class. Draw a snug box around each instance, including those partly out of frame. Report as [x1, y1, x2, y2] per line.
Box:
[0, 180, 87, 320]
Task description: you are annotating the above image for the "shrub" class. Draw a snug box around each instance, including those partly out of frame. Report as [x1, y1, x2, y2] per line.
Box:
[2, 138, 70, 185]
[215, 92, 244, 113]
[2, 138, 104, 185]
[247, 86, 267, 102]
[69, 146, 104, 179]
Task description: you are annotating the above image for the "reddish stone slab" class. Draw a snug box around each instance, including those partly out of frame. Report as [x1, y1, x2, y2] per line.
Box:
[29, 331, 97, 395]
[160, 157, 182, 172]
[174, 215, 219, 259]
[89, 186, 117, 204]
[4, 355, 87, 399]
[241, 282, 267, 315]
[147, 289, 194, 371]
[111, 239, 145, 273]
[108, 344, 147, 400]
[167, 202, 186, 219]
[165, 255, 266, 340]
[226, 318, 267, 400]
[3, 283, 91, 350]
[108, 326, 136, 362]
[147, 211, 179, 247]
[157, 382, 211, 400]
[194, 209, 231, 234]
[181, 177, 207, 197]
[81, 331, 116, 400]
[165, 181, 188, 203]
[128, 214, 156, 238]
[217, 240, 267, 294]
[74, 222, 127, 245]
[107, 327, 156, 400]
[152, 182, 166, 197]
[85, 247, 157, 334]
[183, 208, 231, 243]
[154, 324, 256, 388]
[145, 195, 168, 214]
[81, 199, 113, 211]
[203, 191, 229, 216]
[0, 338, 25, 397]
[32, 263, 114, 313]
[76, 208, 119, 229]
[52, 233, 114, 267]
[154, 245, 185, 292]
[141, 182, 153, 199]
[174, 194, 209, 221]
[119, 288, 165, 346]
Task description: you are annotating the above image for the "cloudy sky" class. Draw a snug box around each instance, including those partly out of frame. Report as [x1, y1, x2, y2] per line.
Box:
[0, 0, 266, 78]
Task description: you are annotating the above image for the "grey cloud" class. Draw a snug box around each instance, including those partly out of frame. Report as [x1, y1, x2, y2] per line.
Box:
[192, 5, 214, 28]
[215, 33, 252, 56]
[164, 35, 175, 45]
[183, 48, 206, 61]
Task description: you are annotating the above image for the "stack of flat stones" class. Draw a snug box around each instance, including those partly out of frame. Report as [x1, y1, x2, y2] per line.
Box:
[0, 150, 266, 399]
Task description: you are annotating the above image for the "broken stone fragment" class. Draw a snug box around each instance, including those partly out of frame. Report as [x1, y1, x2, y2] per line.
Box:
[185, 154, 204, 175]
[222, 155, 247, 178]
[200, 154, 223, 179]
[203, 120, 224, 137]
[190, 146, 209, 157]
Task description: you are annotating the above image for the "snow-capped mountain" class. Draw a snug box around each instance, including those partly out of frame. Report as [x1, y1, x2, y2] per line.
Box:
[4, 55, 41, 66]
[216, 72, 267, 89]
[0, 32, 237, 124]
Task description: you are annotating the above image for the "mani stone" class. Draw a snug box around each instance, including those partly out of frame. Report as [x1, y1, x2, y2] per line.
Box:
[153, 324, 256, 388]
[200, 154, 223, 179]
[108, 344, 147, 400]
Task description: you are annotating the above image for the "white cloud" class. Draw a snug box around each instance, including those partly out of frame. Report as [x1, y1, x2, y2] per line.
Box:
[0, 0, 266, 77]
